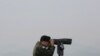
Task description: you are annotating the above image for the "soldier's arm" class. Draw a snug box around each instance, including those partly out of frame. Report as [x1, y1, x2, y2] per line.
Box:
[33, 44, 47, 56]
[33, 42, 42, 56]
[47, 46, 55, 56]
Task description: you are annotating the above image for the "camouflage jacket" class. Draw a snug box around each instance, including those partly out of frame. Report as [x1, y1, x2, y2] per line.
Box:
[33, 41, 55, 56]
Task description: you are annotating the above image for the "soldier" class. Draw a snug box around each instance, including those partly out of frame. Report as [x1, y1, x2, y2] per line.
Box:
[33, 35, 55, 56]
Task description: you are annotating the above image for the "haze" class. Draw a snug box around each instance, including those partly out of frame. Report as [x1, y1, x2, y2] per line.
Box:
[0, 0, 100, 56]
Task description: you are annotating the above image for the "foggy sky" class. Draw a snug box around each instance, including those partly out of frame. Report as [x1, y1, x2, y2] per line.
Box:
[0, 0, 100, 56]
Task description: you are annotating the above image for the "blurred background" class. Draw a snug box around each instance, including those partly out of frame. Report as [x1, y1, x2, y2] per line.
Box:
[0, 0, 100, 56]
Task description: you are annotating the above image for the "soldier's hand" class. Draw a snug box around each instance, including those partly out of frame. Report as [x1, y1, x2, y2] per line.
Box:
[50, 39, 54, 46]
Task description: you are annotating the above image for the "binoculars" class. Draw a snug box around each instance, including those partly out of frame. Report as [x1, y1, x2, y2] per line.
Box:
[53, 38, 72, 56]
[53, 38, 72, 45]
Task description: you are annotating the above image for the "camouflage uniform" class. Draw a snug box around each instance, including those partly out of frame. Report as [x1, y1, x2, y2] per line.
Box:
[33, 41, 55, 56]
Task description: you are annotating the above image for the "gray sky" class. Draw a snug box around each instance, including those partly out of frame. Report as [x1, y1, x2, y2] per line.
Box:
[0, 0, 100, 56]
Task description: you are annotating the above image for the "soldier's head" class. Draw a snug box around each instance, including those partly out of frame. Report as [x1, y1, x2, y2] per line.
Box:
[40, 35, 51, 46]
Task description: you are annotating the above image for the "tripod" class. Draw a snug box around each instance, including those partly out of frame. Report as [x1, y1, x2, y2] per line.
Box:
[57, 42, 64, 56]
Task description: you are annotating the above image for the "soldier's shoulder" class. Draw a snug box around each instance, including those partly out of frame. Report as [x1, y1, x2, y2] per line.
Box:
[35, 41, 41, 47]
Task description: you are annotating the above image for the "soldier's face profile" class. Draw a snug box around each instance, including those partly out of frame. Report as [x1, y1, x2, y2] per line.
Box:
[41, 41, 49, 47]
